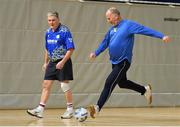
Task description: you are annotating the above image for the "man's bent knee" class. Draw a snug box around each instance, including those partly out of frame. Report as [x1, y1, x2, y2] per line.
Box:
[61, 82, 71, 92]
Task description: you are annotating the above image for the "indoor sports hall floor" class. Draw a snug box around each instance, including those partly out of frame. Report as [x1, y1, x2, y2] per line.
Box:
[0, 107, 180, 126]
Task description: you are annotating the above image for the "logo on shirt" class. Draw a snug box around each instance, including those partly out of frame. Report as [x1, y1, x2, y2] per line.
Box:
[47, 39, 58, 44]
[68, 38, 73, 43]
[114, 28, 117, 32]
[56, 35, 60, 39]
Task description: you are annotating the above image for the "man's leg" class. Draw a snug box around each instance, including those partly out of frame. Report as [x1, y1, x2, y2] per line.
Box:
[89, 60, 129, 118]
[118, 80, 152, 104]
[118, 80, 146, 95]
[60, 81, 74, 119]
[115, 60, 152, 104]
[40, 80, 54, 104]
[27, 80, 53, 118]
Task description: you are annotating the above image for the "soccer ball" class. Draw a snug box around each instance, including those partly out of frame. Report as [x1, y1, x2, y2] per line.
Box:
[74, 107, 88, 122]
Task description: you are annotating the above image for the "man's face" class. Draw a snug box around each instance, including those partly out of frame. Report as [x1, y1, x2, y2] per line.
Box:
[47, 16, 59, 30]
[106, 11, 118, 26]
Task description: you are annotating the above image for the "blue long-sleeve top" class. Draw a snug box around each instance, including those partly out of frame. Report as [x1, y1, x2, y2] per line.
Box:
[95, 19, 164, 64]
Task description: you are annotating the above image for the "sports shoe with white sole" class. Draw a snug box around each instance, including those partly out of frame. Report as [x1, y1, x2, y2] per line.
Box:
[27, 108, 43, 118]
[144, 84, 152, 104]
[88, 105, 99, 119]
[61, 110, 74, 119]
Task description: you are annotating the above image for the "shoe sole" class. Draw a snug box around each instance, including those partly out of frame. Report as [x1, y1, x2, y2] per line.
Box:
[88, 105, 95, 119]
[148, 84, 152, 104]
[61, 115, 73, 119]
[26, 110, 43, 118]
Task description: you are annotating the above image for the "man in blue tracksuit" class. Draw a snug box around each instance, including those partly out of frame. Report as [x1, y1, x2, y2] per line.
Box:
[89, 7, 170, 118]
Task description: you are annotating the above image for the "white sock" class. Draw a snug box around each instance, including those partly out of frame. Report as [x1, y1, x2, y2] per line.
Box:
[37, 103, 45, 111]
[67, 103, 73, 111]
[94, 105, 99, 112]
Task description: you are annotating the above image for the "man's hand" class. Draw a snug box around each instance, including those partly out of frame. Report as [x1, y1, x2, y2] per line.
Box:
[56, 61, 65, 69]
[42, 63, 48, 71]
[89, 52, 96, 60]
[162, 36, 171, 43]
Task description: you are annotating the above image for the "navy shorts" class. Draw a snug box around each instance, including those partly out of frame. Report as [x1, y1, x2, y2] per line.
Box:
[44, 58, 73, 81]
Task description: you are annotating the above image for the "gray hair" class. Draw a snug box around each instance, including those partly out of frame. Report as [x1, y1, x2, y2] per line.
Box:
[107, 7, 120, 16]
[47, 11, 59, 19]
